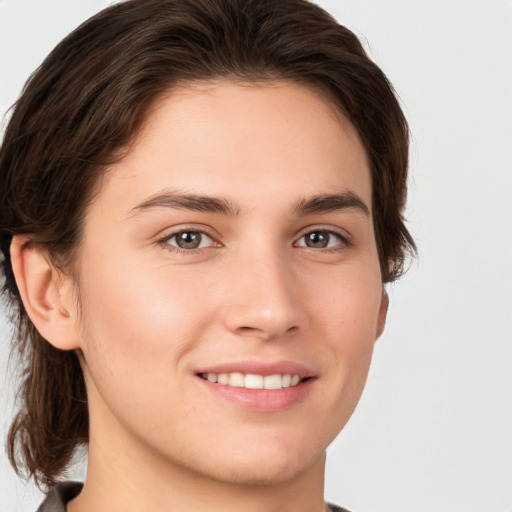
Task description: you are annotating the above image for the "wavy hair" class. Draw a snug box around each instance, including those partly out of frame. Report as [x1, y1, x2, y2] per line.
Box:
[0, 0, 415, 489]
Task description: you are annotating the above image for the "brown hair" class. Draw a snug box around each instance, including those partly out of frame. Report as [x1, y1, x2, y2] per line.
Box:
[0, 0, 415, 489]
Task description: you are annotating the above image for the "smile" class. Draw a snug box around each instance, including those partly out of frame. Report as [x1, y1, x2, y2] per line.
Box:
[199, 372, 304, 389]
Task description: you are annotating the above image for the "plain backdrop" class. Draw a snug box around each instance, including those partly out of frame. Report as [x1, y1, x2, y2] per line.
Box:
[1, 1, 511, 511]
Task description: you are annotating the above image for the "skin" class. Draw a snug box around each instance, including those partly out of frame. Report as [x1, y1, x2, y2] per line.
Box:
[12, 81, 387, 512]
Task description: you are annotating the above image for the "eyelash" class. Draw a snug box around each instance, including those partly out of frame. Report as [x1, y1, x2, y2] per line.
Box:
[157, 227, 351, 255]
[294, 228, 351, 252]
[157, 228, 218, 255]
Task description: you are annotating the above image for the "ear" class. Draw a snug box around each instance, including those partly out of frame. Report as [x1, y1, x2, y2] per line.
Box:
[376, 287, 389, 340]
[10, 235, 80, 351]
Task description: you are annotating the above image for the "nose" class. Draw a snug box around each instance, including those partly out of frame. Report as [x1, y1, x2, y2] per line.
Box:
[221, 247, 305, 341]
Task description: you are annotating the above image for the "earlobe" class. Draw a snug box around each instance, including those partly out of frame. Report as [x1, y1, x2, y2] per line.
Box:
[10, 235, 80, 351]
[376, 288, 389, 340]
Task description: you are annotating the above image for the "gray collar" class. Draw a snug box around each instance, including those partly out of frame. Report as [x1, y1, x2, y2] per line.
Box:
[37, 482, 83, 512]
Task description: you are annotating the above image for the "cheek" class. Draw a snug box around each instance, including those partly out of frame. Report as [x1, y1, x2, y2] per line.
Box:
[310, 263, 382, 395]
[308, 259, 383, 340]
[81, 247, 212, 337]
[75, 252, 217, 407]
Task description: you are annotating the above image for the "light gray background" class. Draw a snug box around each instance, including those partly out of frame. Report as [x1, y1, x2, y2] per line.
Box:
[1, 1, 511, 511]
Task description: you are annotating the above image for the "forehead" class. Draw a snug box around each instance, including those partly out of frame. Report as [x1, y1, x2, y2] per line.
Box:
[96, 80, 371, 217]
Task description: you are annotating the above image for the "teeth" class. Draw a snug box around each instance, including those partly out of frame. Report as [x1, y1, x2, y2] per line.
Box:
[263, 374, 282, 390]
[282, 374, 292, 388]
[201, 372, 303, 389]
[228, 372, 245, 387]
[245, 374, 264, 389]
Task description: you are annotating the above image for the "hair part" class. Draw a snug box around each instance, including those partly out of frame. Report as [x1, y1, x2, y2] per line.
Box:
[0, 0, 415, 489]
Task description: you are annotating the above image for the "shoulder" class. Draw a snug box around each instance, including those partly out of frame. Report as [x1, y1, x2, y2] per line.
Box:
[36, 482, 83, 512]
[326, 503, 352, 512]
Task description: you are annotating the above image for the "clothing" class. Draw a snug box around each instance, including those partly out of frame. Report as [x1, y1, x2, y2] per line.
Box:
[36, 481, 351, 512]
[36, 482, 83, 512]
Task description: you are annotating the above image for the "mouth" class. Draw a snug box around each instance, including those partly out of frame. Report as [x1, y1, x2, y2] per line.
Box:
[195, 364, 315, 412]
[198, 372, 309, 390]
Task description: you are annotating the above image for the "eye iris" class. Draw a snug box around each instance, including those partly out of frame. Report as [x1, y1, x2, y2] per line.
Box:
[305, 231, 329, 248]
[176, 232, 202, 249]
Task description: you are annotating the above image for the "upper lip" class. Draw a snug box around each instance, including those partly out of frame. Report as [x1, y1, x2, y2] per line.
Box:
[196, 360, 315, 378]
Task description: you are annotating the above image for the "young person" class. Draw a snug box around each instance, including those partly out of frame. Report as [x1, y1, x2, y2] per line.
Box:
[0, 1, 415, 511]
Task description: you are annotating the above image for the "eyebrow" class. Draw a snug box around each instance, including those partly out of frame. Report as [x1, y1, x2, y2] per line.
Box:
[131, 191, 240, 216]
[293, 192, 370, 217]
[130, 190, 369, 218]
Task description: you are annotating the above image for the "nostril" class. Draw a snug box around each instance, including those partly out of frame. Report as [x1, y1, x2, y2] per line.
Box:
[236, 324, 298, 335]
[222, 297, 304, 340]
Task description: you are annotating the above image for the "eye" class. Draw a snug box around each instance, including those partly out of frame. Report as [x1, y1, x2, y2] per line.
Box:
[295, 230, 346, 249]
[163, 230, 215, 250]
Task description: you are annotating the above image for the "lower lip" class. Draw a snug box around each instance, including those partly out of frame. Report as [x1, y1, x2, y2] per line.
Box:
[197, 376, 315, 412]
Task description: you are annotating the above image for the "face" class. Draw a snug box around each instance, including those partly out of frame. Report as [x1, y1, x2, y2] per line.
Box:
[71, 81, 386, 486]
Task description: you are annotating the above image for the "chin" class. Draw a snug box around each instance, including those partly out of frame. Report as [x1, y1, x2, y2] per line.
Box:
[178, 438, 326, 487]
